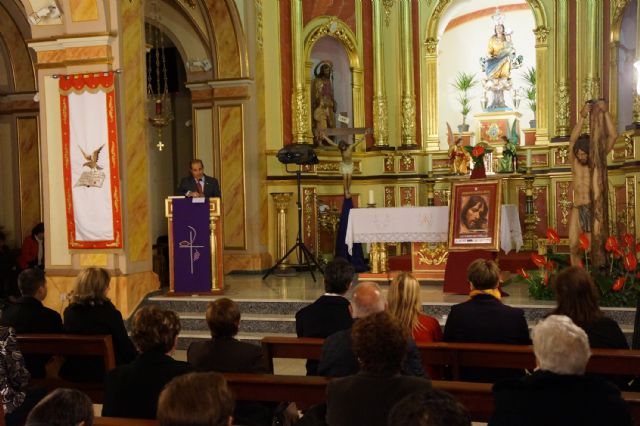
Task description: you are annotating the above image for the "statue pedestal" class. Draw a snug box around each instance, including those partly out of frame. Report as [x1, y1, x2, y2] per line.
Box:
[453, 131, 474, 147]
[522, 128, 536, 146]
[473, 111, 522, 146]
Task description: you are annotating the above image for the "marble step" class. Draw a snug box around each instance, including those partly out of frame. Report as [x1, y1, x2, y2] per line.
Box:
[179, 312, 297, 334]
[149, 295, 637, 328]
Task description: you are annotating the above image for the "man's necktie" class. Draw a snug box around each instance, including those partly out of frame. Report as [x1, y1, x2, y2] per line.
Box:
[196, 180, 203, 195]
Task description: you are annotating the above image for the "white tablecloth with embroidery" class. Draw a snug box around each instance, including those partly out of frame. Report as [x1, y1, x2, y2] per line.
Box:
[345, 206, 449, 255]
[500, 204, 523, 254]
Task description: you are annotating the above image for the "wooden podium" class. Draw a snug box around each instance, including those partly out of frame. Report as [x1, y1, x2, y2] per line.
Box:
[165, 197, 224, 294]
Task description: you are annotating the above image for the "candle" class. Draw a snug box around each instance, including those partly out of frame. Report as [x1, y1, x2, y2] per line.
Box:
[526, 149, 532, 168]
[368, 190, 375, 205]
[427, 154, 433, 173]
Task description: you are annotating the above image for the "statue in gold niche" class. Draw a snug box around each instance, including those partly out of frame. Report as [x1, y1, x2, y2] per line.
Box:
[446, 123, 469, 175]
[311, 61, 336, 145]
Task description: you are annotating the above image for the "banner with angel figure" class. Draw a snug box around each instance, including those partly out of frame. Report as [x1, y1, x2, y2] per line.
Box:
[60, 72, 123, 248]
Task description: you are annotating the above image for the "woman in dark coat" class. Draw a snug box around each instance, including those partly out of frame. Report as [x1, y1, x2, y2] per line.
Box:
[61, 267, 136, 381]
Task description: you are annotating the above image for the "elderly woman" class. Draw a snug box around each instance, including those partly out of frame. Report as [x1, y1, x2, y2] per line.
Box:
[102, 305, 192, 419]
[61, 268, 136, 382]
[489, 315, 632, 426]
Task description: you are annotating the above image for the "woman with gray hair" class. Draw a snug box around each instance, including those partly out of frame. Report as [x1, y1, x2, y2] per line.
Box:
[489, 315, 632, 426]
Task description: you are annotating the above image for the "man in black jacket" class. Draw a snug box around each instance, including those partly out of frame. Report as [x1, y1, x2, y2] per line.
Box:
[176, 158, 221, 198]
[1, 268, 62, 378]
[295, 257, 354, 375]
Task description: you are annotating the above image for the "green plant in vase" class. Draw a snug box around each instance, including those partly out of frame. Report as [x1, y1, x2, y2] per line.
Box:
[451, 72, 478, 132]
[521, 67, 536, 127]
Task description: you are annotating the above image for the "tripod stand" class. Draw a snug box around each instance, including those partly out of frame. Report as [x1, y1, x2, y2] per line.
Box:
[263, 167, 324, 281]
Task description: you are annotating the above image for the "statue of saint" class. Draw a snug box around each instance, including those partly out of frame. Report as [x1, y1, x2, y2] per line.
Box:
[311, 61, 336, 145]
[320, 135, 363, 198]
[447, 123, 469, 175]
[568, 100, 617, 268]
[497, 136, 517, 173]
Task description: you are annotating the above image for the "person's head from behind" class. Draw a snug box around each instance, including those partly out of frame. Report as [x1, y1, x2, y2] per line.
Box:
[350, 281, 385, 318]
[32, 222, 44, 240]
[70, 267, 110, 305]
[388, 389, 471, 426]
[553, 266, 601, 327]
[467, 259, 500, 291]
[460, 196, 488, 230]
[131, 305, 181, 355]
[323, 257, 355, 295]
[25, 388, 93, 426]
[206, 298, 241, 338]
[190, 159, 205, 180]
[158, 372, 234, 426]
[388, 272, 422, 332]
[532, 315, 591, 375]
[352, 312, 406, 374]
[18, 268, 47, 300]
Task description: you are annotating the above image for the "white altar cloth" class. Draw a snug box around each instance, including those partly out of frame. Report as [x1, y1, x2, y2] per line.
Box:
[345, 206, 449, 255]
[500, 204, 523, 254]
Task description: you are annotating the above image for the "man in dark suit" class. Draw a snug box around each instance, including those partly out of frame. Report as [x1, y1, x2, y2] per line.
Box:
[0, 268, 63, 378]
[317, 281, 425, 378]
[187, 298, 272, 425]
[295, 257, 354, 375]
[444, 259, 530, 382]
[326, 312, 431, 426]
[490, 315, 632, 426]
[176, 158, 221, 198]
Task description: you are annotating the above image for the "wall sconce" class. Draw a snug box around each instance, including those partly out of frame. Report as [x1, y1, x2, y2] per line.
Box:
[28, 1, 62, 24]
[188, 59, 212, 72]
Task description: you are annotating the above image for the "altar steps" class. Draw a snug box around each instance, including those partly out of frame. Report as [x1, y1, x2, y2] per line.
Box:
[144, 295, 638, 350]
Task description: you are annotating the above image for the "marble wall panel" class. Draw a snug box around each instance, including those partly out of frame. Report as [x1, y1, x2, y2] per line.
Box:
[205, 0, 242, 79]
[218, 104, 246, 249]
[122, 0, 150, 262]
[279, 0, 292, 146]
[0, 5, 35, 91]
[69, 0, 98, 22]
[17, 116, 41, 239]
[302, 1, 356, 32]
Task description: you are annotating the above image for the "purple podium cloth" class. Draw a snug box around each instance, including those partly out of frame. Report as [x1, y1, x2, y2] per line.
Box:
[172, 198, 212, 293]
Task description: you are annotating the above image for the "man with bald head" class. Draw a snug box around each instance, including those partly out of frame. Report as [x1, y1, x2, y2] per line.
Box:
[317, 282, 425, 377]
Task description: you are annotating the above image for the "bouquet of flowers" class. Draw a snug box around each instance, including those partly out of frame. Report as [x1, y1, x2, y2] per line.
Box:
[464, 142, 493, 168]
[514, 228, 640, 307]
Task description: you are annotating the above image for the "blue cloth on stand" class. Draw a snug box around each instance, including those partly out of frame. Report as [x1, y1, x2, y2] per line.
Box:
[335, 198, 368, 272]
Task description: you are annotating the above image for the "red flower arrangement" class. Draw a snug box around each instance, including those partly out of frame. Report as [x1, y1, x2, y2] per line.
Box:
[464, 142, 493, 168]
[515, 228, 640, 306]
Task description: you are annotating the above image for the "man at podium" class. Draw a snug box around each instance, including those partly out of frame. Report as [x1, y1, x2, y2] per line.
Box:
[177, 159, 221, 198]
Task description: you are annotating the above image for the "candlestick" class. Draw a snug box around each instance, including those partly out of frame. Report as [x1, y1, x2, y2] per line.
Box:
[368, 190, 375, 205]
[427, 154, 433, 174]
[526, 149, 532, 168]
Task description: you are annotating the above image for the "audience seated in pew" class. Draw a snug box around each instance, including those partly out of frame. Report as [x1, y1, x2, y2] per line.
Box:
[157, 372, 234, 426]
[61, 268, 136, 383]
[295, 258, 354, 376]
[388, 388, 471, 426]
[0, 268, 63, 378]
[489, 315, 632, 426]
[326, 312, 431, 426]
[1, 326, 46, 426]
[388, 272, 443, 378]
[25, 388, 93, 426]
[187, 298, 274, 426]
[443, 259, 530, 382]
[102, 305, 192, 419]
[317, 282, 425, 378]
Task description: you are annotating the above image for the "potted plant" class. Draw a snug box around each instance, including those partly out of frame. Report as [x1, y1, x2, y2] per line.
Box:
[522, 67, 536, 128]
[451, 72, 477, 133]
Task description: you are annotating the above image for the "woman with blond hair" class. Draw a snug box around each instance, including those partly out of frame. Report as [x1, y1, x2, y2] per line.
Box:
[388, 272, 443, 344]
[61, 267, 136, 381]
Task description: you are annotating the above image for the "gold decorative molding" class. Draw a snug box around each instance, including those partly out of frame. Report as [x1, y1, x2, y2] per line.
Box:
[400, 187, 416, 206]
[557, 145, 569, 165]
[557, 182, 572, 226]
[399, 153, 415, 172]
[626, 175, 636, 237]
[255, 0, 263, 52]
[384, 154, 395, 173]
[292, 88, 309, 142]
[401, 96, 416, 145]
[372, 1, 389, 147]
[612, 0, 631, 26]
[307, 18, 356, 52]
[303, 187, 316, 241]
[424, 37, 438, 56]
[623, 134, 635, 158]
[415, 243, 448, 266]
[373, 96, 389, 146]
[384, 186, 395, 207]
[400, 0, 416, 146]
[382, 0, 394, 26]
[555, 82, 570, 137]
[633, 93, 640, 123]
[533, 26, 550, 45]
[316, 160, 361, 174]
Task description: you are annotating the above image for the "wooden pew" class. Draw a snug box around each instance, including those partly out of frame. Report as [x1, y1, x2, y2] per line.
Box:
[261, 336, 640, 380]
[0, 398, 5, 426]
[16, 334, 116, 402]
[93, 418, 158, 426]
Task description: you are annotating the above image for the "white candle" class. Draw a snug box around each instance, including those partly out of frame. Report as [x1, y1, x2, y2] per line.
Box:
[526, 149, 532, 167]
[368, 189, 375, 205]
[427, 154, 433, 173]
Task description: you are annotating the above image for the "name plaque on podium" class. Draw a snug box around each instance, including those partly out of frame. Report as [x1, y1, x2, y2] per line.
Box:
[165, 197, 224, 294]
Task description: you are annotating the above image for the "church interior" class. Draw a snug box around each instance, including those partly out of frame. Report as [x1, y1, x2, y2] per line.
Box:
[2, 0, 640, 423]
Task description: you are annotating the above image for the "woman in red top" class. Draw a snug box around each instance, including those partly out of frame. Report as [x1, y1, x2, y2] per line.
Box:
[18, 223, 44, 270]
[388, 272, 443, 378]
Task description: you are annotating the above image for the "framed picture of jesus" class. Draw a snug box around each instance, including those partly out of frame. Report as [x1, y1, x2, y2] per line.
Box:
[448, 180, 501, 251]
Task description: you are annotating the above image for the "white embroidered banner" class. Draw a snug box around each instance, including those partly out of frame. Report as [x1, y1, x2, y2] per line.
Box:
[60, 72, 122, 248]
